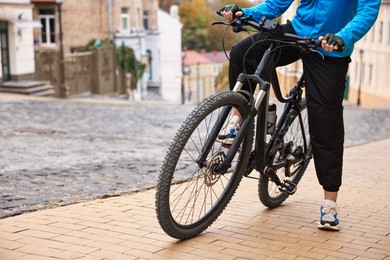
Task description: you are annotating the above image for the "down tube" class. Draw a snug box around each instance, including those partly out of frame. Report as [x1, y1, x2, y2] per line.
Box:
[255, 91, 270, 172]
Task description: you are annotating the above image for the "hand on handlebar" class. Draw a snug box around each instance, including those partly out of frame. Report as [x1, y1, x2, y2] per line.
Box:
[319, 33, 345, 52]
[218, 4, 243, 21]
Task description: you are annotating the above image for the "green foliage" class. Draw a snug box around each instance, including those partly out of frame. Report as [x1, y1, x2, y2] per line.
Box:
[208, 0, 256, 51]
[71, 38, 112, 53]
[73, 39, 146, 90]
[116, 44, 146, 90]
[179, 0, 213, 50]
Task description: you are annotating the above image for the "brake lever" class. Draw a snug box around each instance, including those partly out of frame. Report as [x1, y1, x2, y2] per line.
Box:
[310, 49, 324, 60]
[309, 39, 324, 59]
[212, 17, 249, 33]
[296, 39, 324, 59]
[212, 21, 230, 26]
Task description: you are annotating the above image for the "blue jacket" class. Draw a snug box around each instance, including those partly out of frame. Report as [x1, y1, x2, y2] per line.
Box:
[242, 0, 380, 57]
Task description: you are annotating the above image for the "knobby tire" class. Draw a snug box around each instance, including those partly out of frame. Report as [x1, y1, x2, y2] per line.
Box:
[156, 91, 254, 239]
[259, 98, 312, 208]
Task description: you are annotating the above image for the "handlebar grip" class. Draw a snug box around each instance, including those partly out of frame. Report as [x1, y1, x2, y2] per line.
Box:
[216, 9, 223, 16]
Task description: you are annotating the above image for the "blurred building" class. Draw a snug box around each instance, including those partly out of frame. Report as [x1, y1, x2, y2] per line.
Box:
[158, 5, 182, 101]
[183, 50, 215, 104]
[0, 0, 54, 95]
[202, 50, 228, 81]
[29, 0, 182, 101]
[349, 1, 390, 99]
[0, 0, 35, 82]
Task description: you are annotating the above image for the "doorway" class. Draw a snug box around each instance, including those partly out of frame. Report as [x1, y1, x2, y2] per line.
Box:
[0, 21, 11, 82]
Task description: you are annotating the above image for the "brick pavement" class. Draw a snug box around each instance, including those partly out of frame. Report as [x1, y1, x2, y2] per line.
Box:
[0, 136, 389, 259]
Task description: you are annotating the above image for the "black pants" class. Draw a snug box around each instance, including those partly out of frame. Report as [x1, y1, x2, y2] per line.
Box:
[229, 24, 350, 192]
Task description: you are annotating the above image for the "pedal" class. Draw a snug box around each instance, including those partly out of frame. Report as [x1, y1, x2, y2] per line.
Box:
[278, 180, 297, 195]
[292, 146, 304, 158]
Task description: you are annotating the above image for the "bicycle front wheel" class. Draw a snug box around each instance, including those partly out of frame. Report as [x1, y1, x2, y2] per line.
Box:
[259, 98, 312, 208]
[156, 91, 254, 239]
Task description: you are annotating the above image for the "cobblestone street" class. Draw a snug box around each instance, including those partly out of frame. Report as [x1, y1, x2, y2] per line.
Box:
[1, 95, 390, 218]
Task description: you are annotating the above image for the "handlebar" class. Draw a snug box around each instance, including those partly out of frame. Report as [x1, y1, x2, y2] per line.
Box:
[213, 13, 321, 54]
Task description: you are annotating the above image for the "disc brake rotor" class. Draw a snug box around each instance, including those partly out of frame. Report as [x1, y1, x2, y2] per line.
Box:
[205, 151, 226, 187]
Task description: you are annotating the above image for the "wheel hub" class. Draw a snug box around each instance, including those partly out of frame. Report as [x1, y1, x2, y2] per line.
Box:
[205, 152, 225, 187]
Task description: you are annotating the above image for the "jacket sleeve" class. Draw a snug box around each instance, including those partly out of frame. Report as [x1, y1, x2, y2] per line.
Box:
[241, 0, 295, 22]
[336, 0, 380, 48]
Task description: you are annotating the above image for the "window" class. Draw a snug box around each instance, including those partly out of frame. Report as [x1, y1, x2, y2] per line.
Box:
[146, 50, 152, 80]
[143, 10, 150, 30]
[379, 21, 383, 43]
[120, 7, 130, 32]
[39, 9, 56, 45]
[0, 21, 11, 81]
[371, 24, 375, 42]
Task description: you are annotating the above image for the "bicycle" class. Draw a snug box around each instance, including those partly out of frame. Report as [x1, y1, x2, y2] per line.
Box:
[155, 15, 321, 240]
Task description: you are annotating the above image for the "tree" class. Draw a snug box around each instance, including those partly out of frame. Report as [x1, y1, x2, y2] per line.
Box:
[179, 0, 213, 50]
[207, 0, 254, 50]
[158, 0, 254, 51]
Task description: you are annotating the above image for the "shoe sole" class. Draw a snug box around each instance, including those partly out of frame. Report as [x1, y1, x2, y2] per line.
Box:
[216, 138, 234, 145]
[318, 223, 340, 231]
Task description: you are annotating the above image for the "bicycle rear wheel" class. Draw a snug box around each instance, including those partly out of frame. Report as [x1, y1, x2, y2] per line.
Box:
[156, 91, 254, 239]
[259, 98, 312, 208]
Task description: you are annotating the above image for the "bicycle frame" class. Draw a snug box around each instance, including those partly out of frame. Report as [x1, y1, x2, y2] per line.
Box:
[197, 38, 310, 185]
[157, 15, 320, 239]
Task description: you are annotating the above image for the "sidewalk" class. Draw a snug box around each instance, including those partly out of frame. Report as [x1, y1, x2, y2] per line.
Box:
[344, 88, 390, 109]
[0, 138, 389, 259]
[1, 88, 390, 109]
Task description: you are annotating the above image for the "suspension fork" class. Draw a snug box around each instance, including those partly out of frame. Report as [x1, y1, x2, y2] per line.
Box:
[201, 43, 278, 172]
[196, 105, 231, 168]
[196, 81, 249, 168]
[215, 75, 272, 173]
[214, 106, 257, 173]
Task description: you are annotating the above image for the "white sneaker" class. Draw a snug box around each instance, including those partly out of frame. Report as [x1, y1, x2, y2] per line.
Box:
[318, 200, 340, 231]
[216, 115, 241, 145]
